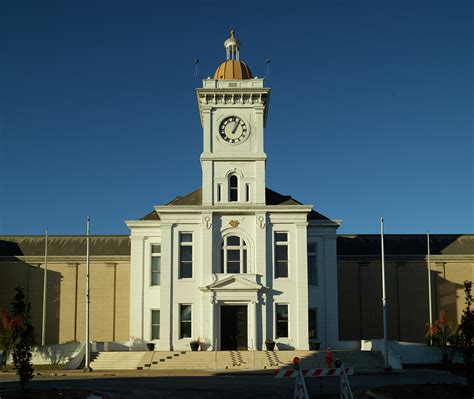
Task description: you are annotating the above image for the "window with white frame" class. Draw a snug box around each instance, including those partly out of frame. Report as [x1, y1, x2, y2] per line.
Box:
[276, 304, 289, 338]
[179, 233, 193, 279]
[151, 309, 160, 339]
[220, 235, 248, 274]
[307, 243, 317, 285]
[308, 308, 317, 340]
[274, 232, 289, 278]
[229, 175, 238, 202]
[179, 304, 192, 338]
[151, 244, 161, 286]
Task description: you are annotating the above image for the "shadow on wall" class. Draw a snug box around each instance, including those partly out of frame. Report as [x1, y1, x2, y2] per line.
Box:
[0, 240, 62, 346]
[337, 234, 471, 343]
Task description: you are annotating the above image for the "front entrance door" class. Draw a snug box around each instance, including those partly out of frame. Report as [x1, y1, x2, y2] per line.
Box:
[220, 305, 248, 350]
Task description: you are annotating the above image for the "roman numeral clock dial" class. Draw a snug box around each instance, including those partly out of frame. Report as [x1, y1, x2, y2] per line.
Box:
[219, 116, 248, 144]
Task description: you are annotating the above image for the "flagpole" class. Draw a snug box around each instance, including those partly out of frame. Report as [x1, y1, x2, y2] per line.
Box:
[380, 217, 390, 370]
[427, 232, 432, 344]
[84, 217, 91, 371]
[41, 228, 48, 346]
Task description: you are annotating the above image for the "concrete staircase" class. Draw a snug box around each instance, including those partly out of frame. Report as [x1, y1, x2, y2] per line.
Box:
[90, 351, 147, 370]
[90, 350, 385, 372]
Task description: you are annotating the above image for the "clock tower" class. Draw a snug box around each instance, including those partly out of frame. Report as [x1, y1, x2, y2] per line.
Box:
[197, 31, 270, 206]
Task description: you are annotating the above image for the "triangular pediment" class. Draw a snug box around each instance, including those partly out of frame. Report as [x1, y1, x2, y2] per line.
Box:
[200, 275, 263, 292]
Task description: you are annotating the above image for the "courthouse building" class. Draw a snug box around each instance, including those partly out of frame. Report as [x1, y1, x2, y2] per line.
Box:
[0, 32, 472, 351]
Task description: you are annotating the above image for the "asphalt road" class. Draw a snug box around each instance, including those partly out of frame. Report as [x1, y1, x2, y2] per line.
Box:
[0, 369, 466, 398]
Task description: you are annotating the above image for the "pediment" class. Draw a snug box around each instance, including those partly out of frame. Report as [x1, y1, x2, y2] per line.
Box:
[200, 275, 263, 292]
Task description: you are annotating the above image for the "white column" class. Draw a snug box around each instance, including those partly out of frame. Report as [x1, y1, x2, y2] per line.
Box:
[251, 300, 258, 350]
[295, 222, 309, 350]
[255, 212, 267, 349]
[159, 223, 173, 350]
[201, 108, 213, 205]
[129, 236, 145, 340]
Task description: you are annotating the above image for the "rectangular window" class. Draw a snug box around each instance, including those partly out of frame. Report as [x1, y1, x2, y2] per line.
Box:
[274, 232, 289, 278]
[308, 308, 317, 340]
[151, 309, 160, 339]
[217, 184, 221, 202]
[151, 244, 161, 286]
[307, 243, 317, 286]
[180, 304, 192, 339]
[179, 233, 193, 279]
[245, 184, 250, 202]
[276, 304, 289, 338]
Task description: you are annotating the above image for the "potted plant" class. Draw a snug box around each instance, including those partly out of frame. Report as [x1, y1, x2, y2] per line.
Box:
[309, 341, 320, 350]
[190, 338, 201, 351]
[146, 342, 155, 351]
[265, 339, 276, 351]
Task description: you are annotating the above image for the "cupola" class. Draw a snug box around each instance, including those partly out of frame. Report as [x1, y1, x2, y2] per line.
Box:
[213, 30, 253, 80]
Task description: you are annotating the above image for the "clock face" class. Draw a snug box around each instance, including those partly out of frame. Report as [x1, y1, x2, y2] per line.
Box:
[219, 116, 248, 144]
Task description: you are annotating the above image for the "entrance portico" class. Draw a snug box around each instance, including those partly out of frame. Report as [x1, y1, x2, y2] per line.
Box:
[200, 274, 264, 350]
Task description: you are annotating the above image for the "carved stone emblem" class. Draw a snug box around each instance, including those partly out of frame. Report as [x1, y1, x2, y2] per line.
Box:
[229, 220, 240, 228]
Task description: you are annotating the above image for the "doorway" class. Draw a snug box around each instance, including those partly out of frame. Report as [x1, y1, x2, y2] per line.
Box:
[220, 305, 248, 350]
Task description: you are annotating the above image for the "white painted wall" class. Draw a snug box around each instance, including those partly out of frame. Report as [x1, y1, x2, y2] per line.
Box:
[126, 76, 341, 351]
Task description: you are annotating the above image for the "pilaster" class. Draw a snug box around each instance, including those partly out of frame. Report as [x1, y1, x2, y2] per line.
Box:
[159, 223, 173, 350]
[129, 236, 145, 340]
[295, 222, 309, 350]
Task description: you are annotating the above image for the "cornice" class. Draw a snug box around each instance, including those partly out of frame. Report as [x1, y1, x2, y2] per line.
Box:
[154, 205, 314, 215]
[125, 220, 161, 228]
[0, 255, 130, 263]
[196, 88, 271, 128]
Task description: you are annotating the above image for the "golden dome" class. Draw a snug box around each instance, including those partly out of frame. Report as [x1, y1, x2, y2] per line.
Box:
[213, 60, 253, 80]
[213, 30, 253, 80]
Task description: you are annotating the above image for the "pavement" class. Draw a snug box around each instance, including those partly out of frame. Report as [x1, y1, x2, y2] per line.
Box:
[0, 368, 467, 398]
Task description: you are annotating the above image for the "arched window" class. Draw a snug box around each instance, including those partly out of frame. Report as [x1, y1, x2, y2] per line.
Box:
[221, 236, 248, 274]
[229, 175, 238, 202]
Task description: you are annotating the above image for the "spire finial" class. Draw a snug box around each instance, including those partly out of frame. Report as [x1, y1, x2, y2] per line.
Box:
[224, 29, 241, 61]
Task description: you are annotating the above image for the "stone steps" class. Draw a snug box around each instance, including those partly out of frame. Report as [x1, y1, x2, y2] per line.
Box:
[91, 350, 385, 372]
[90, 351, 147, 370]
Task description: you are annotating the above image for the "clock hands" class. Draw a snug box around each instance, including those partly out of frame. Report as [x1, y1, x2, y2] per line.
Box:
[232, 117, 241, 134]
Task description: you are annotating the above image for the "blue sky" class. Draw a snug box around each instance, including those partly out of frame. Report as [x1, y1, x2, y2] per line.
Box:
[1, 0, 472, 235]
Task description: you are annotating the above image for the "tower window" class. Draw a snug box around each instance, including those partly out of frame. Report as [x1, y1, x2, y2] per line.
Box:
[229, 175, 238, 202]
[245, 184, 250, 202]
[221, 235, 248, 274]
[217, 184, 221, 202]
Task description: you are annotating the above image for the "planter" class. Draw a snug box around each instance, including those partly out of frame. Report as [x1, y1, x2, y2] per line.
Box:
[190, 341, 200, 351]
[265, 340, 276, 351]
[146, 343, 155, 351]
[309, 342, 320, 350]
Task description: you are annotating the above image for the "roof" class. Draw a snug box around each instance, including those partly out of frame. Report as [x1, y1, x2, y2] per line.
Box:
[0, 236, 130, 257]
[337, 234, 474, 256]
[139, 187, 332, 221]
[213, 60, 253, 80]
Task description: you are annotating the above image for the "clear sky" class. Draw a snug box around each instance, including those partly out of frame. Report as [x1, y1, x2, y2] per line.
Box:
[1, 0, 472, 236]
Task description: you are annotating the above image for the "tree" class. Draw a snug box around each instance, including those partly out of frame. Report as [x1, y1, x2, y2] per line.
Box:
[0, 287, 35, 390]
[457, 280, 474, 385]
[426, 309, 457, 364]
